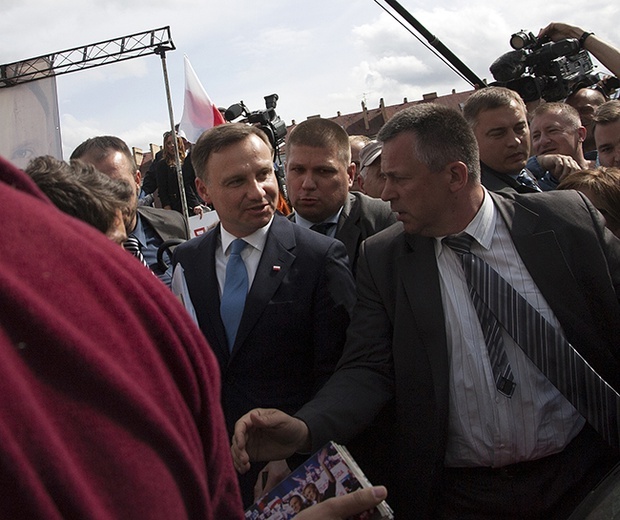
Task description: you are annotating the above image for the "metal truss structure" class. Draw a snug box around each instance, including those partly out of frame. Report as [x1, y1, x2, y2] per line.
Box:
[0, 26, 175, 88]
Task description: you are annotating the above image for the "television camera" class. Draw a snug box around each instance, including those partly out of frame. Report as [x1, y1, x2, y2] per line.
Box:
[224, 94, 288, 199]
[224, 94, 287, 151]
[489, 30, 599, 102]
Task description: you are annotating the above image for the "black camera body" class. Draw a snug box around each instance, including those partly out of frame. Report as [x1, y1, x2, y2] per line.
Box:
[490, 31, 598, 102]
[224, 94, 287, 151]
[224, 94, 289, 200]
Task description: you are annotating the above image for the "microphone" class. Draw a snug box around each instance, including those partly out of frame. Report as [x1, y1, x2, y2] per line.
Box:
[224, 103, 245, 122]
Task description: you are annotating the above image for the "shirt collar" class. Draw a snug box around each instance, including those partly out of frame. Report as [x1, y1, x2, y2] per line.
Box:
[131, 212, 147, 245]
[435, 187, 496, 256]
[220, 215, 274, 256]
[462, 187, 496, 251]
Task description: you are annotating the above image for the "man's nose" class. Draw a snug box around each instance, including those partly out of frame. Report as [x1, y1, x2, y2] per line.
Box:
[247, 179, 266, 198]
[301, 174, 316, 190]
[380, 178, 394, 201]
[508, 132, 522, 146]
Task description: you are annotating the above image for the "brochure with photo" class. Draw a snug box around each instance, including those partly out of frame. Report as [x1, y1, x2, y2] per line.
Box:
[245, 441, 394, 519]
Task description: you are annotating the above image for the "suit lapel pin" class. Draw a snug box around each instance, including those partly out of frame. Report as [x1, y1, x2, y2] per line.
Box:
[272, 265, 281, 271]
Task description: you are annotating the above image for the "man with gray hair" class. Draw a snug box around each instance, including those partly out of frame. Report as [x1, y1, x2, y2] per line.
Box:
[232, 103, 620, 519]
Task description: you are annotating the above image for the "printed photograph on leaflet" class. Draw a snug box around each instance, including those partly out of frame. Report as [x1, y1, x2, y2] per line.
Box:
[245, 441, 394, 520]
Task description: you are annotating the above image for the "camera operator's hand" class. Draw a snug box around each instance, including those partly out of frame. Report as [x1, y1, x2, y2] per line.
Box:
[539, 22, 585, 42]
[539, 23, 620, 79]
[537, 154, 582, 182]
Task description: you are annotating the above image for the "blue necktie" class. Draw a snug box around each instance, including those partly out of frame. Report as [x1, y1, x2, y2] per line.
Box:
[516, 170, 542, 192]
[220, 238, 249, 351]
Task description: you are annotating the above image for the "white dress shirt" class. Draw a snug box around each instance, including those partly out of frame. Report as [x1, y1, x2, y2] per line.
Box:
[172, 218, 273, 324]
[435, 189, 583, 468]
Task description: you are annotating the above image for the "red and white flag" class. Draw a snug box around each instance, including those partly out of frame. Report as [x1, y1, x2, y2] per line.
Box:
[179, 56, 225, 144]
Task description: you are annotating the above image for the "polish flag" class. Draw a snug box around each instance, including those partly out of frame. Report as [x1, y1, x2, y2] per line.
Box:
[179, 56, 225, 144]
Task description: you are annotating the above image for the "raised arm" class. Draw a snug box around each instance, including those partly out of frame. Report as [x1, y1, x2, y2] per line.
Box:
[539, 23, 620, 79]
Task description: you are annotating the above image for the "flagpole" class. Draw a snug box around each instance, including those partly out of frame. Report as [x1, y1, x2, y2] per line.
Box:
[155, 44, 191, 233]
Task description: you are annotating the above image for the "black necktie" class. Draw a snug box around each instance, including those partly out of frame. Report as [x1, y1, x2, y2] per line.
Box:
[123, 234, 148, 268]
[310, 222, 336, 236]
[445, 233, 620, 448]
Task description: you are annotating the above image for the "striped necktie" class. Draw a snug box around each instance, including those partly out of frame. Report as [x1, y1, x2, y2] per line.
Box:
[444, 233, 620, 448]
[220, 239, 249, 351]
[123, 234, 148, 268]
[443, 234, 515, 397]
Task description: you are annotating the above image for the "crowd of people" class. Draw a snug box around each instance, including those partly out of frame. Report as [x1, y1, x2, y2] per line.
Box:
[2, 19, 620, 520]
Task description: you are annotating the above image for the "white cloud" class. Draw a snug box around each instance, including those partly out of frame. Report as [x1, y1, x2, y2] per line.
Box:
[2, 0, 619, 156]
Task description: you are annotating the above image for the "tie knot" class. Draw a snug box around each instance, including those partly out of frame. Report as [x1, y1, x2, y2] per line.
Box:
[310, 222, 336, 235]
[442, 234, 475, 256]
[516, 170, 542, 192]
[229, 238, 247, 256]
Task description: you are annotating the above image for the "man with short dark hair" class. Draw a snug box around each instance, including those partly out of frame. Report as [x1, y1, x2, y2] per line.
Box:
[593, 100, 620, 167]
[71, 136, 189, 285]
[233, 103, 620, 519]
[286, 118, 396, 273]
[566, 87, 608, 156]
[463, 86, 541, 193]
[172, 123, 356, 506]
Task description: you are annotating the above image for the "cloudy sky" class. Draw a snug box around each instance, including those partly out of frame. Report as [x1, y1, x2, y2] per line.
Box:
[2, 0, 618, 157]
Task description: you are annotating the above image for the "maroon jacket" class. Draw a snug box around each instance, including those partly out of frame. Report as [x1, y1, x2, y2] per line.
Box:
[0, 156, 243, 519]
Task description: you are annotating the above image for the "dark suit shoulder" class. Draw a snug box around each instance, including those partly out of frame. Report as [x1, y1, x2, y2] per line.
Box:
[138, 206, 189, 240]
[347, 192, 396, 226]
[493, 188, 597, 225]
[361, 220, 406, 250]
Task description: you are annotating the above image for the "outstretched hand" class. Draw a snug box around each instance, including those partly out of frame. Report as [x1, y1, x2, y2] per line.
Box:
[231, 408, 310, 474]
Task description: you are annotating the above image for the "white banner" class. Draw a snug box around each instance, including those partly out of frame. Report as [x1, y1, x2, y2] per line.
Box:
[0, 66, 62, 169]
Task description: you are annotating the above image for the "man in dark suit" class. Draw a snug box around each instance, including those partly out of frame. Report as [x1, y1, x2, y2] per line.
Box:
[463, 86, 542, 193]
[171, 123, 356, 506]
[71, 136, 188, 286]
[285, 117, 396, 273]
[232, 104, 620, 518]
